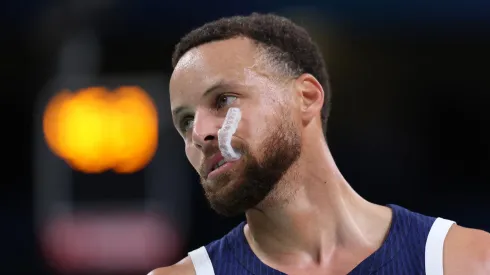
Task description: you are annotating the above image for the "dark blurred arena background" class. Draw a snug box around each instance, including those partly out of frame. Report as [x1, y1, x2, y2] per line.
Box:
[2, 1, 490, 274]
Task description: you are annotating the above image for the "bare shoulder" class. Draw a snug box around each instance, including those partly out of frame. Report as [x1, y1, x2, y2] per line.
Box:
[148, 257, 195, 275]
[444, 224, 490, 275]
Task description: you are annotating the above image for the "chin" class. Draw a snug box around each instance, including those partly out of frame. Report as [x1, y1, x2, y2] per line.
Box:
[202, 172, 239, 194]
[217, 175, 246, 194]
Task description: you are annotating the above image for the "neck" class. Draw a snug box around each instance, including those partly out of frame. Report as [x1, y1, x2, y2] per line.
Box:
[244, 138, 392, 267]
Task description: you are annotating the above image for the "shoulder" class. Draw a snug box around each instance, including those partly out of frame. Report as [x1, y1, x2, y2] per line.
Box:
[148, 257, 195, 275]
[444, 224, 490, 275]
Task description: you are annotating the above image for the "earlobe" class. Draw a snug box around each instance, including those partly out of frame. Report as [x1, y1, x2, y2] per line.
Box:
[296, 74, 324, 122]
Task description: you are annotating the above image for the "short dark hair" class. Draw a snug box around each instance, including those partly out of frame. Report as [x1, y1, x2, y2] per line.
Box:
[172, 13, 331, 135]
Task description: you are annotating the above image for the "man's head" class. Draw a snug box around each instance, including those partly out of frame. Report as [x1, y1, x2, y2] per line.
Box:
[169, 13, 331, 216]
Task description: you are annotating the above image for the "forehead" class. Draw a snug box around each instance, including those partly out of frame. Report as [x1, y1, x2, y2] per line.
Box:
[169, 38, 263, 105]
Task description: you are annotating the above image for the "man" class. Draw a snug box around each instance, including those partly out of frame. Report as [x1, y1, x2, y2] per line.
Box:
[151, 13, 490, 275]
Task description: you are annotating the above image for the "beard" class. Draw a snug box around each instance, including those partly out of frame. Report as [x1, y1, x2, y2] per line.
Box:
[199, 116, 301, 217]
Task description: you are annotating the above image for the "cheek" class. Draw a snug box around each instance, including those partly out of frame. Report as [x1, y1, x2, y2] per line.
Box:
[238, 110, 272, 150]
[185, 143, 201, 170]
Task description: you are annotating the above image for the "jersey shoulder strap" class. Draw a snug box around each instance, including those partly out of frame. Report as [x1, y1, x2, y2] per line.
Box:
[425, 217, 456, 275]
[188, 246, 216, 275]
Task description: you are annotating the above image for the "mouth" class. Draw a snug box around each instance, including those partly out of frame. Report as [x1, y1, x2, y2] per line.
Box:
[207, 160, 237, 180]
[211, 158, 228, 172]
[205, 154, 238, 180]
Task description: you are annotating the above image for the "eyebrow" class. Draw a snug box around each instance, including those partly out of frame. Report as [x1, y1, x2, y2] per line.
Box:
[171, 80, 236, 119]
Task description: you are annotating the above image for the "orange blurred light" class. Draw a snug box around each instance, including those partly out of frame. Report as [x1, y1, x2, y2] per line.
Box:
[43, 86, 159, 174]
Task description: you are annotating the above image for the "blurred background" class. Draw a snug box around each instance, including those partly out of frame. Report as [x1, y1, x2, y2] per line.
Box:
[2, 1, 490, 274]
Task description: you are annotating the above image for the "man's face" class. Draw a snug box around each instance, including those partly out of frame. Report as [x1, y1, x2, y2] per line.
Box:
[169, 38, 301, 216]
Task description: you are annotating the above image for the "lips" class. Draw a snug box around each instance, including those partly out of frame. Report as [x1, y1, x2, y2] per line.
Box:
[204, 153, 226, 178]
[203, 141, 242, 179]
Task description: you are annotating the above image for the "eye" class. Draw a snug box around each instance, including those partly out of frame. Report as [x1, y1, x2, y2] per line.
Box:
[179, 116, 194, 133]
[216, 94, 237, 109]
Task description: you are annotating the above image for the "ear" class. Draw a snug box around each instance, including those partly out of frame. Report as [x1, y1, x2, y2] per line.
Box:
[294, 73, 324, 125]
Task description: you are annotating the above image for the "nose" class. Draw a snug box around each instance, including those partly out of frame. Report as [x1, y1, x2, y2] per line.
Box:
[191, 110, 219, 150]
